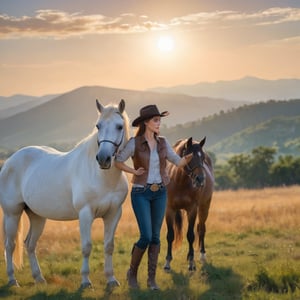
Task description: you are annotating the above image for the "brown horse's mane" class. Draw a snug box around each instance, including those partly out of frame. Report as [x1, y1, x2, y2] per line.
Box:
[173, 139, 183, 148]
[172, 139, 185, 157]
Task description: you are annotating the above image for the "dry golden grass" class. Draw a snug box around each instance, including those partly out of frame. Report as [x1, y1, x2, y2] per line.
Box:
[120, 185, 300, 234]
[0, 185, 299, 253]
[206, 185, 300, 232]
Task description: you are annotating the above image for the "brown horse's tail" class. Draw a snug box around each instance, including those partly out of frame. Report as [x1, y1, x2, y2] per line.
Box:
[174, 210, 183, 247]
[2, 213, 24, 269]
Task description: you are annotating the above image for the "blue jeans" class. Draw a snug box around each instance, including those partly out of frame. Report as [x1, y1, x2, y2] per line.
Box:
[131, 185, 167, 249]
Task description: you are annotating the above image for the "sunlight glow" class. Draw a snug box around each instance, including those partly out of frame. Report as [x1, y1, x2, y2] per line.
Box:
[157, 36, 175, 53]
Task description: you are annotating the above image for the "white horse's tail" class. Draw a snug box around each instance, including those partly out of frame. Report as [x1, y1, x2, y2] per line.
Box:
[14, 214, 24, 269]
[3, 213, 24, 269]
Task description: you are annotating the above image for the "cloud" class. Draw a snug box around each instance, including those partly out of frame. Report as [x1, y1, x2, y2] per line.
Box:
[171, 7, 300, 28]
[241, 7, 300, 26]
[0, 9, 169, 39]
[0, 7, 300, 39]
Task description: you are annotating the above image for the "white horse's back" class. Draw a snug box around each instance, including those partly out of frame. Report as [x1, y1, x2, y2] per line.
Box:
[0, 145, 78, 220]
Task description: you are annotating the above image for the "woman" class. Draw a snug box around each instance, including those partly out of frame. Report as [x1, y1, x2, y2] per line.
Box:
[114, 104, 192, 290]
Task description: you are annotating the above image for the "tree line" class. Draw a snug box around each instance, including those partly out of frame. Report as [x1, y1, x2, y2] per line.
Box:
[1, 146, 299, 191]
[212, 146, 300, 190]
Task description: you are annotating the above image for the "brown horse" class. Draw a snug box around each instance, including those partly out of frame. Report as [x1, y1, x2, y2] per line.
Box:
[164, 137, 214, 271]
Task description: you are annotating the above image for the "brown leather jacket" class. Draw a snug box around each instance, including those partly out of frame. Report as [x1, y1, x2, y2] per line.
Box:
[132, 135, 170, 186]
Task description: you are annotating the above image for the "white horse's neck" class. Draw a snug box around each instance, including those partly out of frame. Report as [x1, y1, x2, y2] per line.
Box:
[71, 127, 128, 171]
[71, 130, 98, 162]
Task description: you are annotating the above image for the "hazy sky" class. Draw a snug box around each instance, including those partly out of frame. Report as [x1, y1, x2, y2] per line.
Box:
[1, 0, 300, 96]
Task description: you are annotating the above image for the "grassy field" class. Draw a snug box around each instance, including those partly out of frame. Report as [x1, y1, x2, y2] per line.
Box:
[0, 186, 299, 299]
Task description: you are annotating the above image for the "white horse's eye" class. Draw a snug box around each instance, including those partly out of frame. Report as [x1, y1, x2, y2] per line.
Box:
[117, 124, 123, 131]
[96, 124, 100, 130]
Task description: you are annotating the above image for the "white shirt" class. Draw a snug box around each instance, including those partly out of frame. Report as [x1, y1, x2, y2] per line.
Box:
[115, 136, 181, 184]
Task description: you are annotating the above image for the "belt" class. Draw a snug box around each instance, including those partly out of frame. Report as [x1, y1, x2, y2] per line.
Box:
[146, 183, 164, 192]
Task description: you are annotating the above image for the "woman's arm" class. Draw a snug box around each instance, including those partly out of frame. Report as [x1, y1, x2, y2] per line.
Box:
[164, 138, 193, 168]
[114, 161, 145, 176]
[114, 137, 144, 175]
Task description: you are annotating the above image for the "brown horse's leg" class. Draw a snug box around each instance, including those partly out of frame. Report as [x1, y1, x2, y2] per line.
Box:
[187, 211, 197, 271]
[197, 222, 206, 257]
[197, 203, 210, 261]
[164, 210, 175, 271]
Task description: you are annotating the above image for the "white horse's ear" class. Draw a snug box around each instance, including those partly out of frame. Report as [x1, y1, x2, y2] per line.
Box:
[118, 99, 125, 114]
[96, 99, 104, 113]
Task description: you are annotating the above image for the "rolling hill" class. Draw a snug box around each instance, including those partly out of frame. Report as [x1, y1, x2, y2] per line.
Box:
[209, 116, 300, 156]
[0, 94, 58, 119]
[161, 99, 300, 158]
[0, 86, 245, 149]
[150, 77, 300, 102]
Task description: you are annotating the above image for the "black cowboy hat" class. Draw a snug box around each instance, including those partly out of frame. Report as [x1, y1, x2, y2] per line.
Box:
[132, 105, 169, 127]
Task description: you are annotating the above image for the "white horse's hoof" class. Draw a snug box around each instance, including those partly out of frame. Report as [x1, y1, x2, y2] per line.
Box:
[35, 276, 47, 284]
[8, 279, 20, 287]
[80, 282, 93, 289]
[107, 279, 120, 289]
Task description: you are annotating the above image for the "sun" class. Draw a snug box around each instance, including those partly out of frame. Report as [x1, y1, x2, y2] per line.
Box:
[157, 36, 175, 53]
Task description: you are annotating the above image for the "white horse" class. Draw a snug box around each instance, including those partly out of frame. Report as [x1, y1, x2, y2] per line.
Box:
[0, 99, 130, 289]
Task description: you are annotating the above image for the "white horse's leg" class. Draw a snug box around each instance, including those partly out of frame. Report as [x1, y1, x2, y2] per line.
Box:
[24, 209, 46, 284]
[4, 213, 22, 286]
[79, 206, 93, 289]
[103, 206, 122, 288]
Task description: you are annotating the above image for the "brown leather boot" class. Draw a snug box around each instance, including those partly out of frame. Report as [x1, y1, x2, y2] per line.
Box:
[147, 244, 160, 290]
[127, 244, 146, 289]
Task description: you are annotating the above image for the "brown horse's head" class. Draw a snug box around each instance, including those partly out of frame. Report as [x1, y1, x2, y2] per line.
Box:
[182, 137, 207, 188]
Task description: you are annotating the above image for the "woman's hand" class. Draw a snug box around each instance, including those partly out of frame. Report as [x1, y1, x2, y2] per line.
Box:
[134, 167, 146, 176]
[114, 161, 146, 176]
[184, 153, 193, 163]
[178, 153, 193, 168]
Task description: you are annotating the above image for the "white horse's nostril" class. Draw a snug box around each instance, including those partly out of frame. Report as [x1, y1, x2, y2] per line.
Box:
[97, 154, 112, 169]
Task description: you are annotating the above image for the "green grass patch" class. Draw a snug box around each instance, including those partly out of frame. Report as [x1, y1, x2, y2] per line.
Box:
[0, 230, 299, 299]
[247, 263, 300, 294]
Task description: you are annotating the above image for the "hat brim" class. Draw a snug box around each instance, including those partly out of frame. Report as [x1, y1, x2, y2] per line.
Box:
[132, 111, 169, 127]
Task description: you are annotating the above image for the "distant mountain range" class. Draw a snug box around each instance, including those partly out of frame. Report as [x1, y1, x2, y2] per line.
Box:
[149, 77, 300, 102]
[0, 94, 59, 119]
[0, 86, 245, 149]
[0, 83, 299, 159]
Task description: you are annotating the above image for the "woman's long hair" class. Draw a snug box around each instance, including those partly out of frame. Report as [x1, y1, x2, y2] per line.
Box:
[135, 121, 147, 136]
[135, 118, 159, 138]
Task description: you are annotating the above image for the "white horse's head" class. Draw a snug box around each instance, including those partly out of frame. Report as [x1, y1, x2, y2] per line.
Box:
[95, 99, 129, 169]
